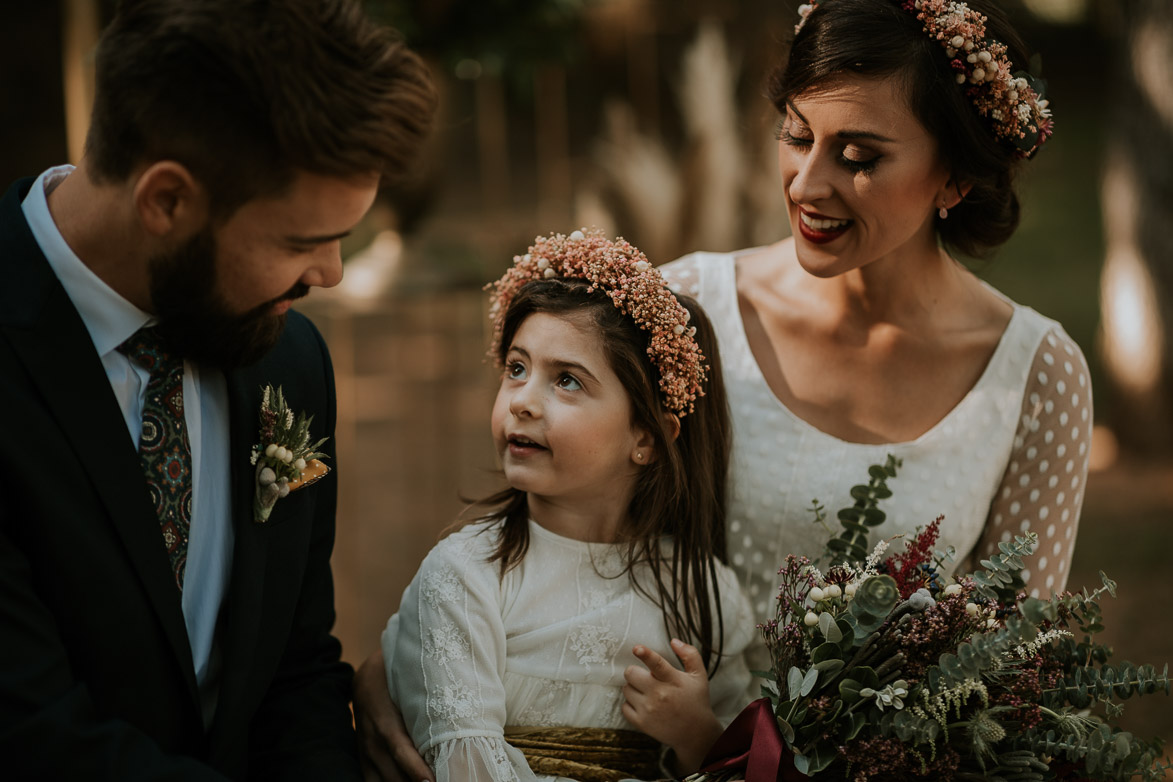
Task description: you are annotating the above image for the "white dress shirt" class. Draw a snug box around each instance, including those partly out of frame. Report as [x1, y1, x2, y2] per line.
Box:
[22, 165, 233, 726]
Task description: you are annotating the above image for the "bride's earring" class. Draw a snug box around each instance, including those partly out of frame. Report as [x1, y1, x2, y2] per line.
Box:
[938, 203, 949, 220]
[635, 452, 644, 462]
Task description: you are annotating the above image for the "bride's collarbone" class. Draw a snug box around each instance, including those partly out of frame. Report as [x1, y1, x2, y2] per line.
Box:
[747, 323, 1003, 444]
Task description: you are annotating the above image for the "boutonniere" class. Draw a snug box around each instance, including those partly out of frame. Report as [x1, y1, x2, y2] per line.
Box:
[250, 384, 330, 523]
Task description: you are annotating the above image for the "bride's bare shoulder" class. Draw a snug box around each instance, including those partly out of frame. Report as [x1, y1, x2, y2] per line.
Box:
[735, 237, 800, 292]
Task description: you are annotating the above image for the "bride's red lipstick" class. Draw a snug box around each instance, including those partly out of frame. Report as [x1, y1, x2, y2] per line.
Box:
[796, 207, 852, 245]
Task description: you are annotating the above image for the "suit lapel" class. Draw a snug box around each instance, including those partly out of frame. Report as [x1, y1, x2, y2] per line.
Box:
[0, 181, 200, 708]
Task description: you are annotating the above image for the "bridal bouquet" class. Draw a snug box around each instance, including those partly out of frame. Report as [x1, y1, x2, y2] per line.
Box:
[691, 457, 1170, 782]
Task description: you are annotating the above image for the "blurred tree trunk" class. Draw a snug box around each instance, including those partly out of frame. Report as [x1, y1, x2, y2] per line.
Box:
[476, 73, 509, 215]
[1099, 0, 1173, 455]
[534, 63, 569, 229]
[62, 0, 100, 163]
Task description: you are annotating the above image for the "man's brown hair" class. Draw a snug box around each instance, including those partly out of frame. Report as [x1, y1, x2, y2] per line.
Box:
[85, 0, 436, 217]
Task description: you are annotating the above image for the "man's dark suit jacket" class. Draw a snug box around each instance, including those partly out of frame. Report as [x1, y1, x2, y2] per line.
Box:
[0, 178, 362, 780]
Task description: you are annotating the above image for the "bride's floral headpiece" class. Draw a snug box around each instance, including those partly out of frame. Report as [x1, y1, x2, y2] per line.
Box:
[796, 0, 1053, 158]
[486, 228, 708, 416]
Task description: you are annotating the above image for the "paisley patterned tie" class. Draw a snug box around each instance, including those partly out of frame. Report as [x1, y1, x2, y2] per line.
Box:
[119, 326, 192, 591]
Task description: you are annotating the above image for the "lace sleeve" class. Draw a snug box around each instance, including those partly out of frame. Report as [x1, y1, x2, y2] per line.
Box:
[387, 533, 539, 782]
[976, 328, 1093, 597]
[708, 563, 759, 726]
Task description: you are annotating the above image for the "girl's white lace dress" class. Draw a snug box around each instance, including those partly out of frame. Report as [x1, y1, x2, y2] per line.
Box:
[661, 251, 1092, 674]
[383, 520, 758, 782]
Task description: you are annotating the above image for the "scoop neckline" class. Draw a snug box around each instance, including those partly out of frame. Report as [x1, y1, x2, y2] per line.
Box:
[719, 250, 1022, 448]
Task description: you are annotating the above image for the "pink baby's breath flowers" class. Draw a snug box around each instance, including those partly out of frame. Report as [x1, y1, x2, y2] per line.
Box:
[796, 0, 1053, 158]
[906, 0, 1052, 157]
[485, 228, 708, 416]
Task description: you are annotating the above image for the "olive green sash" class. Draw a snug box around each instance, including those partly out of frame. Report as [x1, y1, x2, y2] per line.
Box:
[504, 726, 662, 781]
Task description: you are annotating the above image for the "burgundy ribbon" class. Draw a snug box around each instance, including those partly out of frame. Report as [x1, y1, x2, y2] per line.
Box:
[697, 698, 805, 782]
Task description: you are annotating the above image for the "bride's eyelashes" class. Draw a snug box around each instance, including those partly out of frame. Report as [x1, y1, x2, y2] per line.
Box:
[839, 151, 880, 176]
[775, 118, 882, 176]
[773, 116, 790, 141]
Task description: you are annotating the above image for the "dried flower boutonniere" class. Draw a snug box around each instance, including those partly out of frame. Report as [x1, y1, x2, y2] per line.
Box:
[250, 384, 330, 523]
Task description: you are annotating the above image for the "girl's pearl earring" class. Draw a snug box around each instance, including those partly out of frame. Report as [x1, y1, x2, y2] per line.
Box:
[635, 452, 644, 461]
[938, 204, 949, 219]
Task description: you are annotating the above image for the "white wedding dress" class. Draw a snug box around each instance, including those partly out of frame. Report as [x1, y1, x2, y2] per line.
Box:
[661, 251, 1092, 674]
[383, 520, 758, 782]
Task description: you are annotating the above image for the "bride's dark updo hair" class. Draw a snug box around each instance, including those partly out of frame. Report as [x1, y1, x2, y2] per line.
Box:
[768, 0, 1035, 258]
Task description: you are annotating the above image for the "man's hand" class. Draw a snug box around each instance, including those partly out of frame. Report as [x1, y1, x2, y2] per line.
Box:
[621, 639, 723, 774]
[353, 648, 433, 782]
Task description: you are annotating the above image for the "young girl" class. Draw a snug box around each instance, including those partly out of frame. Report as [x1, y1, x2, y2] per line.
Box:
[382, 229, 755, 782]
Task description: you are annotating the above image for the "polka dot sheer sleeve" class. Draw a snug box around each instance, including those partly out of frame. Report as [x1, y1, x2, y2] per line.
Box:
[658, 255, 702, 297]
[977, 327, 1092, 598]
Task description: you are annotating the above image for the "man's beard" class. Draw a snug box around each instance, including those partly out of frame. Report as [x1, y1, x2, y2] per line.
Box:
[148, 226, 308, 370]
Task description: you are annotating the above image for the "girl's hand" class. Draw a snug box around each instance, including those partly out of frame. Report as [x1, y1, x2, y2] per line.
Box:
[621, 639, 723, 774]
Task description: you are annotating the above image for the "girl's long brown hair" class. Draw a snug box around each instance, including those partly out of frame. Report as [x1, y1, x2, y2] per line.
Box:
[462, 279, 733, 674]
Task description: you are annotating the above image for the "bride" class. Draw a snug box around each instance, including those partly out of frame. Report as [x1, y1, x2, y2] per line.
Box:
[660, 0, 1088, 658]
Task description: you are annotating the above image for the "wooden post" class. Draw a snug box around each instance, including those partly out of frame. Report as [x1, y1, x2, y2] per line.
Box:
[626, 20, 659, 135]
[62, 0, 100, 164]
[1099, 0, 1173, 455]
[534, 63, 570, 229]
[476, 74, 509, 214]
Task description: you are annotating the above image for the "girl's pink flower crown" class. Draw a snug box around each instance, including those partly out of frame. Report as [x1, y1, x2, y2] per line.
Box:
[796, 0, 1053, 158]
[486, 229, 708, 416]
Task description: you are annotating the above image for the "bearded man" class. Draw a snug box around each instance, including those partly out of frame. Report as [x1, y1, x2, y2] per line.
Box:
[0, 1, 434, 778]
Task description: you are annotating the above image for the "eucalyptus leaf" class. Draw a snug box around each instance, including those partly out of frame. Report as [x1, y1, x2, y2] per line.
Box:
[814, 658, 845, 678]
[840, 667, 879, 704]
[957, 642, 978, 671]
[824, 699, 844, 724]
[788, 666, 804, 701]
[776, 715, 796, 745]
[940, 653, 963, 680]
[1020, 597, 1049, 624]
[807, 743, 837, 774]
[792, 753, 810, 775]
[837, 619, 856, 652]
[1086, 746, 1101, 772]
[812, 642, 842, 665]
[1099, 570, 1118, 598]
[801, 667, 819, 697]
[819, 612, 843, 643]
[840, 678, 864, 704]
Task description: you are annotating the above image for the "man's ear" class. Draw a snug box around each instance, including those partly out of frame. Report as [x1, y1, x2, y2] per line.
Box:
[132, 161, 208, 237]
